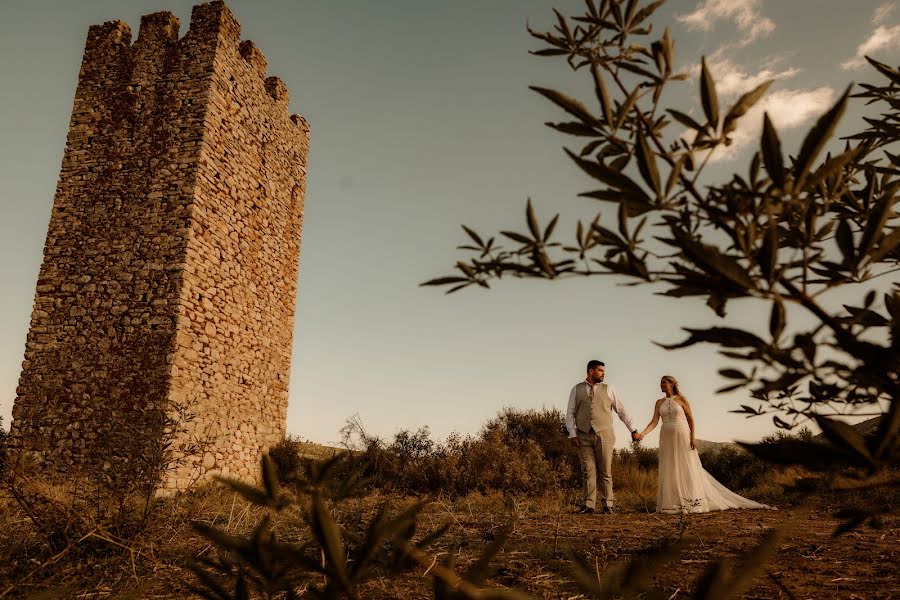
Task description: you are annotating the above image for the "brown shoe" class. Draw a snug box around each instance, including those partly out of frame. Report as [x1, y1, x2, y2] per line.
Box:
[601, 506, 615, 514]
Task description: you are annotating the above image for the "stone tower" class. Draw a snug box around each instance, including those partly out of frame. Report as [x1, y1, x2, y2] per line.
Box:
[10, 1, 309, 491]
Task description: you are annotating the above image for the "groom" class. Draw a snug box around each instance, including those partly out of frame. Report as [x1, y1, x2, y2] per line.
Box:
[565, 360, 639, 514]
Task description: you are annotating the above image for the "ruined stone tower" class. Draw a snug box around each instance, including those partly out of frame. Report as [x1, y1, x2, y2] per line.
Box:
[10, 1, 308, 491]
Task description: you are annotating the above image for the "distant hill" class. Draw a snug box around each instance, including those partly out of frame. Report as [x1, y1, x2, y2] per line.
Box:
[813, 415, 883, 441]
[291, 440, 345, 460]
[695, 439, 738, 454]
[694, 415, 884, 454]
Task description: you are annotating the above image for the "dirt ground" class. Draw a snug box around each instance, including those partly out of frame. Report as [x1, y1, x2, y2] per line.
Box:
[346, 494, 899, 599]
[2, 488, 897, 600]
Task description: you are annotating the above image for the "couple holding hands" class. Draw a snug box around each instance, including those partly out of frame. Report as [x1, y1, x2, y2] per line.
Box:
[565, 360, 772, 514]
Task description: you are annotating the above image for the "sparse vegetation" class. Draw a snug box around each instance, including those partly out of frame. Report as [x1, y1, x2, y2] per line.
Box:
[268, 410, 814, 510]
[332, 409, 577, 497]
[1, 408, 895, 598]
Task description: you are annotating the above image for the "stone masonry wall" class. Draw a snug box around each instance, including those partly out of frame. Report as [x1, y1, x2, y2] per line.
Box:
[10, 1, 308, 492]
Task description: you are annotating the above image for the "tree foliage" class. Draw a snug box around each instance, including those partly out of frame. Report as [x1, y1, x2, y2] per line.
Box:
[423, 0, 899, 508]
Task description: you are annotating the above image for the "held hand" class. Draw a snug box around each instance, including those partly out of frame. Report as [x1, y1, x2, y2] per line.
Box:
[569, 436, 580, 448]
[631, 431, 641, 442]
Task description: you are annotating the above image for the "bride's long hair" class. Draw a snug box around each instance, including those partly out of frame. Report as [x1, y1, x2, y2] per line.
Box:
[662, 374, 682, 397]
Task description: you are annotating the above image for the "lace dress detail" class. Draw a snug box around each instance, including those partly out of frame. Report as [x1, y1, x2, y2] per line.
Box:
[657, 397, 773, 514]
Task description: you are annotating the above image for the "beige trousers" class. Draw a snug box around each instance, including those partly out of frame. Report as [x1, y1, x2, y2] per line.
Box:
[577, 429, 615, 509]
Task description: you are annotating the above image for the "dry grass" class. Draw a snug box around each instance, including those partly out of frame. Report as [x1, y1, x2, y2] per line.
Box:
[1, 475, 897, 599]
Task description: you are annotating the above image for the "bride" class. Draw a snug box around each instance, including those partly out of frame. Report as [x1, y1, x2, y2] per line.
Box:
[636, 375, 773, 514]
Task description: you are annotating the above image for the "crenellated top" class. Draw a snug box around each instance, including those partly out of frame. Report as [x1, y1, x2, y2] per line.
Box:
[78, 1, 305, 128]
[188, 0, 240, 45]
[238, 40, 267, 77]
[86, 20, 132, 50]
[136, 11, 180, 45]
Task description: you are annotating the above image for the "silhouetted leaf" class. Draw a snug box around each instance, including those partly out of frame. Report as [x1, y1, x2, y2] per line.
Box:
[310, 495, 351, 589]
[806, 147, 862, 188]
[193, 521, 249, 553]
[616, 87, 641, 130]
[871, 226, 900, 263]
[769, 298, 785, 339]
[795, 85, 852, 186]
[668, 108, 706, 132]
[719, 368, 745, 380]
[814, 415, 875, 466]
[836, 219, 855, 264]
[739, 439, 867, 470]
[671, 229, 755, 290]
[461, 226, 484, 248]
[591, 63, 614, 125]
[659, 327, 766, 350]
[261, 454, 282, 506]
[631, 0, 666, 29]
[530, 86, 597, 125]
[463, 524, 512, 585]
[860, 191, 897, 260]
[700, 57, 719, 129]
[761, 114, 785, 188]
[501, 231, 534, 245]
[570, 543, 681, 598]
[619, 61, 662, 82]
[530, 48, 569, 57]
[526, 200, 541, 242]
[865, 56, 900, 84]
[695, 526, 790, 599]
[421, 276, 470, 287]
[544, 214, 560, 241]
[635, 126, 662, 196]
[723, 80, 773, 135]
[566, 149, 654, 208]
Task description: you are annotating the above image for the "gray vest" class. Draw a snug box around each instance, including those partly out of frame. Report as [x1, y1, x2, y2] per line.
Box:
[574, 382, 614, 433]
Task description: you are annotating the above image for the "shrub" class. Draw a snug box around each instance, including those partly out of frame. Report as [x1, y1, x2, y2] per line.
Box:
[332, 408, 579, 496]
[268, 434, 309, 482]
[700, 445, 770, 491]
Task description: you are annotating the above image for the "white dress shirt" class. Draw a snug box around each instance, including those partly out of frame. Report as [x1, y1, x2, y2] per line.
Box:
[566, 380, 636, 437]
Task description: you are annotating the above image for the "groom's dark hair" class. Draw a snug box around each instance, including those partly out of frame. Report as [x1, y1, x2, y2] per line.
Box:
[586, 360, 605, 372]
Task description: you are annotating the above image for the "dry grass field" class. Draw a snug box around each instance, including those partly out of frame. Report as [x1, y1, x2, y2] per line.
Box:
[2, 473, 897, 599]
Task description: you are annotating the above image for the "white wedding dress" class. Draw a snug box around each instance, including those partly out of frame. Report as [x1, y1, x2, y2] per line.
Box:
[657, 396, 772, 514]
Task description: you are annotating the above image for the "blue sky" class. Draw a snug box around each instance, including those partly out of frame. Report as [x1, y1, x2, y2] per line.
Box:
[1, 0, 897, 448]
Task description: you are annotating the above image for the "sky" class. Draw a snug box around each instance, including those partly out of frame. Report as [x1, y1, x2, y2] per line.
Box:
[0, 0, 897, 449]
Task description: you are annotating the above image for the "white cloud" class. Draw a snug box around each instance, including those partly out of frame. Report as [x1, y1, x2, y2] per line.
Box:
[841, 23, 900, 70]
[705, 87, 837, 162]
[873, 2, 896, 24]
[675, 1, 838, 163]
[677, 0, 775, 46]
[705, 55, 800, 98]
